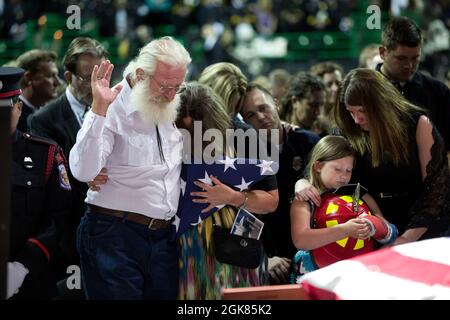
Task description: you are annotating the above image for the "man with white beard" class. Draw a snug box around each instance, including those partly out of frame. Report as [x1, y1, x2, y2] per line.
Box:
[69, 37, 191, 300]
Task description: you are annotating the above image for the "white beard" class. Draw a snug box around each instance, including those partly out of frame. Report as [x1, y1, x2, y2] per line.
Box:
[130, 78, 180, 125]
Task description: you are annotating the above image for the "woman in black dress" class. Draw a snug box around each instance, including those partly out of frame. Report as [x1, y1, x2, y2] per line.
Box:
[295, 68, 450, 244]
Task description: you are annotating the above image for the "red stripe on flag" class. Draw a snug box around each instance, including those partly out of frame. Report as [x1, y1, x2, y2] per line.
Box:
[354, 248, 450, 287]
[301, 281, 341, 300]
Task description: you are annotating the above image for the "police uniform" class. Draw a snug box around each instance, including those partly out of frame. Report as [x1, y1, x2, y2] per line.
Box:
[1, 67, 72, 299]
[10, 131, 72, 299]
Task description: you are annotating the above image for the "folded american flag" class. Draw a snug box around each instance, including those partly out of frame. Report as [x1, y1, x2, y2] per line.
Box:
[173, 157, 276, 237]
[300, 237, 450, 300]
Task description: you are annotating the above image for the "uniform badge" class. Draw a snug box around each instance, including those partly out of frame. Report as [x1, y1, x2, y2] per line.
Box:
[23, 156, 34, 169]
[58, 163, 71, 190]
[292, 156, 303, 171]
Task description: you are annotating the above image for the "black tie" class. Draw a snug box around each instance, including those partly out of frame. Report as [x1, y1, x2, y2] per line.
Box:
[82, 105, 91, 122]
[392, 82, 405, 95]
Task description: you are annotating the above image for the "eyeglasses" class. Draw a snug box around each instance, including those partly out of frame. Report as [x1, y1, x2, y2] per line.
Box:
[73, 72, 91, 84]
[151, 76, 186, 94]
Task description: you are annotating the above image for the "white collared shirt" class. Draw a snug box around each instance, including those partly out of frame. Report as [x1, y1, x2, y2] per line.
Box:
[69, 78, 183, 220]
[66, 87, 89, 126]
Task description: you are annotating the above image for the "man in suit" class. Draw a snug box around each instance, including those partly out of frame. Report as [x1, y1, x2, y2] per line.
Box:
[28, 37, 108, 289]
[16, 49, 62, 132]
[376, 16, 450, 163]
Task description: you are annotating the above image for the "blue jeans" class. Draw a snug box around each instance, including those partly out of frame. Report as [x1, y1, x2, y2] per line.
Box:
[76, 212, 178, 300]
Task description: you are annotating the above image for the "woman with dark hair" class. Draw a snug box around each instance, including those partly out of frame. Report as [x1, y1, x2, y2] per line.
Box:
[176, 81, 231, 158]
[279, 72, 325, 130]
[295, 68, 450, 244]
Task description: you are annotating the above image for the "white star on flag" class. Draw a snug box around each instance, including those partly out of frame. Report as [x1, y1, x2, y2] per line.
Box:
[175, 157, 270, 237]
[257, 160, 274, 175]
[190, 215, 203, 226]
[235, 177, 253, 191]
[217, 156, 237, 172]
[173, 214, 181, 232]
[198, 171, 213, 185]
[180, 178, 186, 195]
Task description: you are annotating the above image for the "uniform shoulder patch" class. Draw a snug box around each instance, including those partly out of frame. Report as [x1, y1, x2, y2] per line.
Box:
[55, 149, 71, 191]
[57, 162, 71, 191]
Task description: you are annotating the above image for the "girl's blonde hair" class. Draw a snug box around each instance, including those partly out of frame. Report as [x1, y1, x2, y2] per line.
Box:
[306, 136, 355, 193]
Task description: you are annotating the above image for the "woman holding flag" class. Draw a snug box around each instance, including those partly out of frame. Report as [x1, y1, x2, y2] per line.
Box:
[175, 82, 278, 300]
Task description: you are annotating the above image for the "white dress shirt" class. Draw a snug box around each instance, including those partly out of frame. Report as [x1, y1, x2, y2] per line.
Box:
[69, 78, 183, 220]
[66, 87, 89, 126]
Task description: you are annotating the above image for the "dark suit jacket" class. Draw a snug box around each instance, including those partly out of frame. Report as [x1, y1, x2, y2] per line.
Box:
[28, 94, 87, 268]
[376, 63, 450, 151]
[28, 94, 79, 159]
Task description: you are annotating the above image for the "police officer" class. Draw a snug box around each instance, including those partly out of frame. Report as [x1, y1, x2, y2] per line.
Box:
[1, 67, 72, 299]
[241, 83, 320, 283]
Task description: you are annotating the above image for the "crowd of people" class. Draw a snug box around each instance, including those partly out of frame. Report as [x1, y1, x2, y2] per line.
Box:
[2, 15, 450, 300]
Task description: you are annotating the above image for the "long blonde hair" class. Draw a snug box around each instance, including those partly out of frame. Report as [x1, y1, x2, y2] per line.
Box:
[306, 136, 355, 193]
[198, 62, 248, 117]
[334, 68, 424, 167]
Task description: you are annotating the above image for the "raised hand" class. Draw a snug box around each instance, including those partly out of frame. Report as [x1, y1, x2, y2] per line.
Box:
[91, 60, 123, 117]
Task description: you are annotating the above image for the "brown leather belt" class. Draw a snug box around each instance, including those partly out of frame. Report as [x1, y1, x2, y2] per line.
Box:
[88, 204, 172, 230]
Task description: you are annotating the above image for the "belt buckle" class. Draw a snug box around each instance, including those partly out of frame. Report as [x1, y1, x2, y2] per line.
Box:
[148, 218, 157, 230]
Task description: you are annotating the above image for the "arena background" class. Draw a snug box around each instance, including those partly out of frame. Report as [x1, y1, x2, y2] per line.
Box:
[1, 0, 449, 83]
